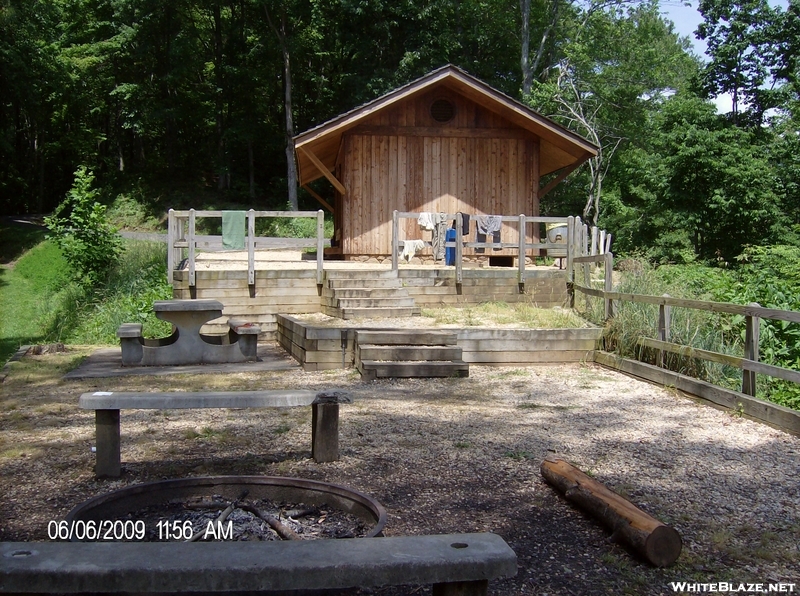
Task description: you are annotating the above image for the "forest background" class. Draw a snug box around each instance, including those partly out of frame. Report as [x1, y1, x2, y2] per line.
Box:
[2, 0, 800, 407]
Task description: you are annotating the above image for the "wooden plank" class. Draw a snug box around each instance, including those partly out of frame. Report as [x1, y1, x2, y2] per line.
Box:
[459, 339, 598, 352]
[464, 350, 593, 363]
[572, 287, 800, 323]
[350, 124, 532, 139]
[302, 185, 334, 213]
[639, 337, 800, 385]
[297, 146, 346, 195]
[594, 351, 800, 436]
[456, 328, 602, 341]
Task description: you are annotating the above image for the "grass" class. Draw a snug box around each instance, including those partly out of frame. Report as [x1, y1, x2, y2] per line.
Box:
[421, 301, 590, 328]
[0, 234, 72, 363]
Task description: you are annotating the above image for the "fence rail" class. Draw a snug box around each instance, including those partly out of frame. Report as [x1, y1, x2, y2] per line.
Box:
[167, 209, 327, 286]
[390, 211, 612, 285]
[570, 255, 800, 399]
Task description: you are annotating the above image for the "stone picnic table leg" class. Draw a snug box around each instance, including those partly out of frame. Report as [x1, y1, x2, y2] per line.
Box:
[95, 409, 121, 478]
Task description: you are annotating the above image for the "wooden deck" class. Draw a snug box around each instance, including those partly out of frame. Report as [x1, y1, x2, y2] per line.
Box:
[171, 253, 569, 339]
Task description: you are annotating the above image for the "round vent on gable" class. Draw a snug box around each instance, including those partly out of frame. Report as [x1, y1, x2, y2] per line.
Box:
[430, 99, 456, 123]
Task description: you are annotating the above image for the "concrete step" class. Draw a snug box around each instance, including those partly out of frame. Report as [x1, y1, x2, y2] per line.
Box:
[355, 330, 458, 346]
[358, 360, 470, 380]
[340, 307, 418, 320]
[327, 278, 404, 289]
[335, 297, 416, 309]
[358, 345, 463, 362]
[325, 270, 399, 280]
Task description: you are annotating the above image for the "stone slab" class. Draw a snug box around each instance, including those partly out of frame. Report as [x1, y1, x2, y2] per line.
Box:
[79, 390, 322, 410]
[152, 299, 223, 312]
[0, 533, 517, 593]
[63, 344, 298, 380]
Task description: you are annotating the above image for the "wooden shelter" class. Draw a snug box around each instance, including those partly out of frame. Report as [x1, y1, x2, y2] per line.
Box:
[294, 65, 598, 259]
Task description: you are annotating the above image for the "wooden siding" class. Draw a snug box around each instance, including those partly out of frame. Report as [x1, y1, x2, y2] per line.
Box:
[339, 89, 540, 257]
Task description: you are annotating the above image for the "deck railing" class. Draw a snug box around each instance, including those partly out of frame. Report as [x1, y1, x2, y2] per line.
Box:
[167, 209, 327, 287]
[390, 211, 612, 284]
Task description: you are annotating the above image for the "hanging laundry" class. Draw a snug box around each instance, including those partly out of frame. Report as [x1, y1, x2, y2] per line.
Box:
[476, 215, 502, 235]
[418, 212, 435, 231]
[432, 213, 447, 261]
[458, 213, 471, 236]
[401, 239, 426, 262]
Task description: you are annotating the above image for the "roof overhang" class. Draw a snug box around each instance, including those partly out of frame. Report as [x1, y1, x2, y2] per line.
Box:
[294, 65, 598, 187]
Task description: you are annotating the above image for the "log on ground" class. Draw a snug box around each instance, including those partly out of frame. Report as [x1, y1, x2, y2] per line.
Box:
[540, 455, 682, 567]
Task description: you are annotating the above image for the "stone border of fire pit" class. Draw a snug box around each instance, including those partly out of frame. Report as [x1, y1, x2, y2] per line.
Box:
[65, 475, 387, 539]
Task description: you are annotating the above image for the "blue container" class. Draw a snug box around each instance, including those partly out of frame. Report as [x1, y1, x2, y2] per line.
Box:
[445, 228, 457, 266]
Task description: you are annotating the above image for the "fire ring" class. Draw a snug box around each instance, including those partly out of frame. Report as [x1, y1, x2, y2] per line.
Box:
[66, 476, 387, 540]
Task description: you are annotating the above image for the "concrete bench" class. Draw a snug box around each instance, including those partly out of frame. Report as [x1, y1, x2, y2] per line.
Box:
[117, 300, 261, 366]
[0, 533, 517, 595]
[79, 390, 350, 478]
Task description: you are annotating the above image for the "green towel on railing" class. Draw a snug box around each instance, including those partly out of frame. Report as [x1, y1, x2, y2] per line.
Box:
[222, 210, 246, 249]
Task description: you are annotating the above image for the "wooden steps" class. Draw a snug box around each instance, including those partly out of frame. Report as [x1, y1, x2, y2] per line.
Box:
[356, 330, 469, 380]
[322, 271, 418, 319]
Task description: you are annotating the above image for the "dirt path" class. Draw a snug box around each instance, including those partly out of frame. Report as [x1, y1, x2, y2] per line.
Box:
[1, 350, 798, 594]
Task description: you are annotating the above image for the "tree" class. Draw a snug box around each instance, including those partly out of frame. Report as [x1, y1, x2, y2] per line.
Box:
[696, 0, 782, 125]
[528, 0, 697, 225]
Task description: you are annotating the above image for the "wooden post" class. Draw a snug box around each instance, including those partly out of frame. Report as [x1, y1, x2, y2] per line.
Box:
[599, 230, 606, 255]
[604, 252, 614, 319]
[311, 403, 339, 463]
[541, 455, 682, 567]
[167, 209, 175, 286]
[657, 294, 671, 368]
[188, 209, 196, 288]
[517, 214, 525, 287]
[392, 210, 399, 272]
[583, 256, 591, 312]
[566, 216, 575, 282]
[604, 233, 612, 254]
[95, 410, 121, 478]
[456, 212, 464, 285]
[742, 302, 761, 396]
[582, 223, 589, 256]
[247, 209, 255, 286]
[316, 210, 324, 286]
[590, 226, 598, 256]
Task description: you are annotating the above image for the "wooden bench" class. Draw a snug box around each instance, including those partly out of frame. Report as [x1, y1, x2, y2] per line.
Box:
[79, 390, 350, 478]
[0, 533, 517, 595]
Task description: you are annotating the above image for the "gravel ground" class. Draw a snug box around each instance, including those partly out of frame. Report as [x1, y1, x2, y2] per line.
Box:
[1, 350, 798, 595]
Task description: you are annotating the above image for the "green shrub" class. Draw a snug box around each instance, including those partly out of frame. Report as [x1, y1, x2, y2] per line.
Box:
[45, 166, 122, 285]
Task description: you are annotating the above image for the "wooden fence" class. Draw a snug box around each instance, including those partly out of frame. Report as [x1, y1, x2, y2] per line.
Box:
[167, 209, 327, 287]
[569, 254, 800, 399]
[391, 211, 613, 285]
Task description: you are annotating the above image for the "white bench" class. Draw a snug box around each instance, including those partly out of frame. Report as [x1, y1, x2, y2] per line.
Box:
[0, 533, 517, 595]
[79, 390, 350, 478]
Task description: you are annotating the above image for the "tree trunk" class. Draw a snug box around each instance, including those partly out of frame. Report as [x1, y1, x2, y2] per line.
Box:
[248, 139, 255, 199]
[541, 455, 682, 567]
[520, 0, 532, 96]
[213, 3, 228, 191]
[280, 11, 298, 211]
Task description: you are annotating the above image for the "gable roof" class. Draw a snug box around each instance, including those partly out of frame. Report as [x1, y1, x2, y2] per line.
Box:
[294, 64, 598, 187]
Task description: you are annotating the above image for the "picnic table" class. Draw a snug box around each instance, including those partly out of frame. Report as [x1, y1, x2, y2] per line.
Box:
[117, 299, 259, 366]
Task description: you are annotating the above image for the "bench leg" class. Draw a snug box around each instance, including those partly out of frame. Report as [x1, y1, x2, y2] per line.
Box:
[311, 403, 339, 463]
[95, 410, 121, 478]
[432, 580, 489, 596]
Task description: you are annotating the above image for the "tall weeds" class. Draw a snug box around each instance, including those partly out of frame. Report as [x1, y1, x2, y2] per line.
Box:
[576, 257, 800, 409]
